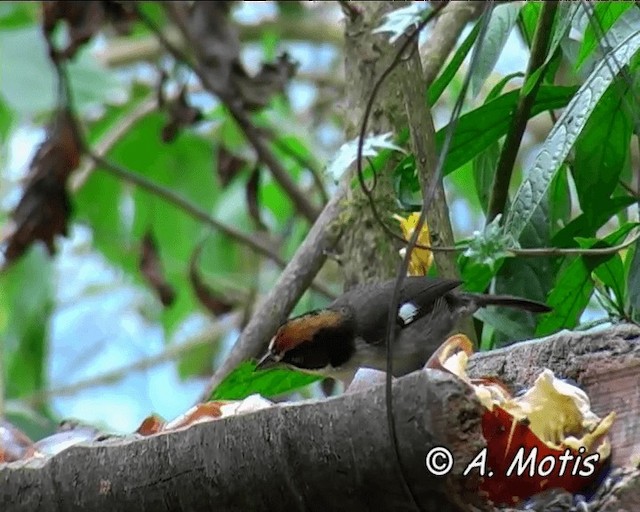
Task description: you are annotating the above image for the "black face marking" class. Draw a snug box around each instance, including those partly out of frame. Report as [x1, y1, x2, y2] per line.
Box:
[281, 313, 356, 370]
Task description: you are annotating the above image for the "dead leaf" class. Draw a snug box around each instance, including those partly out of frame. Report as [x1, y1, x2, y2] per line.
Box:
[188, 3, 297, 111]
[216, 146, 248, 187]
[161, 87, 204, 143]
[139, 230, 176, 307]
[189, 243, 236, 316]
[232, 53, 298, 111]
[246, 166, 266, 230]
[3, 110, 81, 267]
[0, 420, 37, 463]
[136, 415, 166, 437]
[42, 1, 136, 59]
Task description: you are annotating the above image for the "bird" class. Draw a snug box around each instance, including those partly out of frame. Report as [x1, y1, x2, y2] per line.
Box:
[255, 276, 551, 386]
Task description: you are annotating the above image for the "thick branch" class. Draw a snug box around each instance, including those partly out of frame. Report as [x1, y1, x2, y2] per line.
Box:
[1, 371, 485, 512]
[400, 53, 458, 279]
[3, 325, 639, 511]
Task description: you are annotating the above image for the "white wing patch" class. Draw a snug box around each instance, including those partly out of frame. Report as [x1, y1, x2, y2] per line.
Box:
[398, 301, 420, 326]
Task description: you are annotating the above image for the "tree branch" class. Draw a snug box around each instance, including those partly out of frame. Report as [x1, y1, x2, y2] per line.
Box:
[22, 315, 240, 408]
[199, 179, 348, 401]
[486, 1, 558, 224]
[1, 370, 486, 512]
[3, 325, 640, 511]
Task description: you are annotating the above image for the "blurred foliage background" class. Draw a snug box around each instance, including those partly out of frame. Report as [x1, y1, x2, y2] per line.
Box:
[1, 1, 640, 438]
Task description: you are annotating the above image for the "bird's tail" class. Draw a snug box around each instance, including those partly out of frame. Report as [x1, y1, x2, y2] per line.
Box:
[469, 294, 551, 313]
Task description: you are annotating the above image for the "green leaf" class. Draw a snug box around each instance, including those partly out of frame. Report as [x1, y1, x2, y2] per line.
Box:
[494, 203, 554, 345]
[0, 2, 39, 29]
[75, 113, 250, 333]
[535, 222, 639, 336]
[505, 29, 640, 241]
[551, 196, 637, 248]
[428, 22, 479, 105]
[472, 73, 523, 213]
[576, 2, 633, 69]
[548, 164, 571, 236]
[0, 247, 52, 398]
[471, 2, 521, 97]
[393, 154, 421, 210]
[571, 79, 633, 210]
[438, 85, 577, 176]
[519, 2, 542, 46]
[521, 1, 578, 97]
[628, 238, 640, 313]
[0, 27, 125, 117]
[211, 361, 320, 400]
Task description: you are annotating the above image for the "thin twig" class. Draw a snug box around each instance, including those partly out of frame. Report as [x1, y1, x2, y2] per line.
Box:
[86, 151, 335, 299]
[486, 1, 558, 223]
[510, 230, 640, 256]
[23, 315, 240, 408]
[71, 94, 157, 191]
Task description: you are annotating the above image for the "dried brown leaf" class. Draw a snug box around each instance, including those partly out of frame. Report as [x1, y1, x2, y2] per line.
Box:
[42, 1, 136, 59]
[216, 146, 248, 187]
[0, 420, 36, 463]
[246, 166, 266, 230]
[161, 88, 204, 143]
[189, 244, 235, 316]
[3, 110, 81, 266]
[139, 230, 176, 307]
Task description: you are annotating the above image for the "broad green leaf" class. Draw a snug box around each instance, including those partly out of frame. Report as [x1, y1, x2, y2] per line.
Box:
[428, 22, 480, 106]
[522, 2, 579, 95]
[505, 29, 640, 241]
[211, 361, 320, 400]
[0, 95, 13, 141]
[438, 85, 577, 176]
[0, 247, 52, 398]
[571, 79, 633, 209]
[494, 203, 553, 345]
[593, 253, 625, 311]
[0, 2, 38, 29]
[548, 164, 571, 236]
[393, 154, 420, 210]
[519, 2, 542, 46]
[75, 113, 250, 333]
[536, 222, 639, 336]
[551, 196, 636, 248]
[471, 2, 521, 97]
[0, 27, 125, 117]
[458, 254, 503, 294]
[576, 2, 633, 69]
[472, 141, 499, 214]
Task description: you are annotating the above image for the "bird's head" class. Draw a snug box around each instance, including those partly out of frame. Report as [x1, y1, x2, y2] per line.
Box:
[255, 307, 356, 375]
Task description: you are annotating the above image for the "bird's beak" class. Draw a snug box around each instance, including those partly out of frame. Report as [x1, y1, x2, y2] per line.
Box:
[255, 352, 280, 371]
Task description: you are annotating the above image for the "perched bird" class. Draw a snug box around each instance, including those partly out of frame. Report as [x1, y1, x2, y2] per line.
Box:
[255, 276, 551, 385]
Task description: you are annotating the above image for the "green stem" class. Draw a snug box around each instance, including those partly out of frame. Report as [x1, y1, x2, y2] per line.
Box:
[486, 1, 559, 224]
